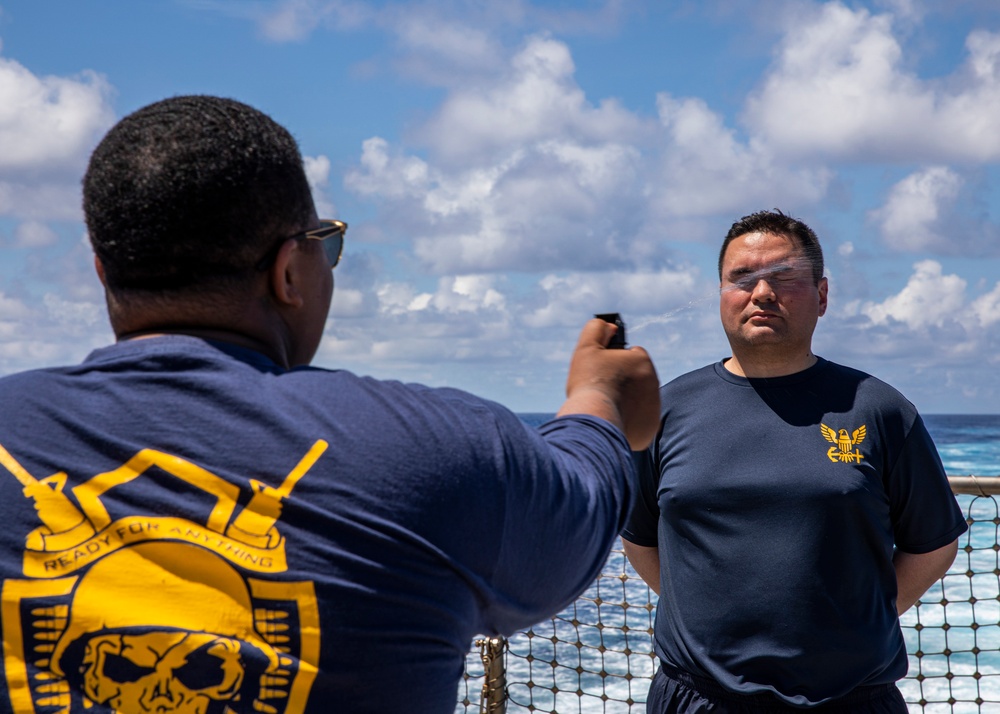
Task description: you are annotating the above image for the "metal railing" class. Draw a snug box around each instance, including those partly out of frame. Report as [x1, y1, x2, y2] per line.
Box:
[457, 475, 1000, 713]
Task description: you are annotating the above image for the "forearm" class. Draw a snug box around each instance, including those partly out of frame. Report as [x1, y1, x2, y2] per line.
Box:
[894, 539, 959, 615]
[557, 389, 624, 435]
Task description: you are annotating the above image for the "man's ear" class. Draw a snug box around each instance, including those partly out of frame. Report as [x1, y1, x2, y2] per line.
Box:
[268, 239, 305, 308]
[94, 255, 107, 287]
[817, 276, 829, 317]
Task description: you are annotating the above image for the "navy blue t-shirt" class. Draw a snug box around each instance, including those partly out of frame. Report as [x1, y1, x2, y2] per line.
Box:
[0, 336, 636, 714]
[622, 358, 967, 706]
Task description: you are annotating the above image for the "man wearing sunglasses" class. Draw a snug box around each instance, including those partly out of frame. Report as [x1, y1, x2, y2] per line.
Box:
[0, 95, 659, 714]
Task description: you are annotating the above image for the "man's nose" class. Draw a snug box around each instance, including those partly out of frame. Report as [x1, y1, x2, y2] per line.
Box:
[750, 278, 776, 301]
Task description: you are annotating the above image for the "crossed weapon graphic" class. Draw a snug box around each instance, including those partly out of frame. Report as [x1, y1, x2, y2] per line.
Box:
[0, 440, 328, 554]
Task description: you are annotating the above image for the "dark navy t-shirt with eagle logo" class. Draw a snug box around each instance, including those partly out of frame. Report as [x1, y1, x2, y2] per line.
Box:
[622, 357, 967, 707]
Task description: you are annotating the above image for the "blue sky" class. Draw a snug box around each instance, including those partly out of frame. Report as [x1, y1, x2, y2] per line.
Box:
[1, 0, 999, 414]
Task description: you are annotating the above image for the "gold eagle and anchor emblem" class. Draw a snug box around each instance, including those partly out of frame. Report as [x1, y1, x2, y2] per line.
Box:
[821, 423, 867, 464]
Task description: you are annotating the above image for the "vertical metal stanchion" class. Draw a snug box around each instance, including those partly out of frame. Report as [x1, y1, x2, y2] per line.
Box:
[476, 636, 507, 713]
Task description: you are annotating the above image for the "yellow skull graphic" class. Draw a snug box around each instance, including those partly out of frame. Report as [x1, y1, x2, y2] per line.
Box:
[50, 541, 281, 712]
[79, 631, 245, 712]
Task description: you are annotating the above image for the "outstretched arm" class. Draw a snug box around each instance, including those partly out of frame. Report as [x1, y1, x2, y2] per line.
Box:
[480, 319, 660, 634]
[894, 539, 959, 615]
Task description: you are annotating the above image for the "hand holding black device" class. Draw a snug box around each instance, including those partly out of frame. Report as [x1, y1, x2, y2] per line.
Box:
[595, 313, 626, 349]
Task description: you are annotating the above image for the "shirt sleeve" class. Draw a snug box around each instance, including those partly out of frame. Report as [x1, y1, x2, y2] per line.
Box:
[482, 413, 637, 634]
[620, 445, 660, 547]
[888, 414, 968, 554]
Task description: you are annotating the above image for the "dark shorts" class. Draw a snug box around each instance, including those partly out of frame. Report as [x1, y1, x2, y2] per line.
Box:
[647, 663, 908, 713]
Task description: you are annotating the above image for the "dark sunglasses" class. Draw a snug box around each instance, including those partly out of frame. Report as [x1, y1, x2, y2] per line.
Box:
[255, 219, 347, 271]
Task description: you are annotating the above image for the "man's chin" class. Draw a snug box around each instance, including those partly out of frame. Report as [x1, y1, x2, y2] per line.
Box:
[736, 326, 784, 345]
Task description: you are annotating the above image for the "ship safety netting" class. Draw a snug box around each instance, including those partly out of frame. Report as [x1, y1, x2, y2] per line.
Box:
[456, 477, 1000, 714]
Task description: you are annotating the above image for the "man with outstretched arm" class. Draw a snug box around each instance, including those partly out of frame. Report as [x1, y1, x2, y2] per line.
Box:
[0, 95, 659, 714]
[623, 209, 965, 713]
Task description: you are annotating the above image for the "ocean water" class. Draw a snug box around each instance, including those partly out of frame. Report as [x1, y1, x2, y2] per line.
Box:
[457, 413, 1000, 713]
[913, 415, 1000, 714]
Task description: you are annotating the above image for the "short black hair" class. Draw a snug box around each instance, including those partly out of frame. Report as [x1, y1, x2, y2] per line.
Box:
[84, 95, 315, 292]
[718, 209, 824, 285]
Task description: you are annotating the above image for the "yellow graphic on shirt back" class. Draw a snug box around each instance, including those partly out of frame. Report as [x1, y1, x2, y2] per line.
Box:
[0, 441, 326, 714]
[820, 423, 867, 464]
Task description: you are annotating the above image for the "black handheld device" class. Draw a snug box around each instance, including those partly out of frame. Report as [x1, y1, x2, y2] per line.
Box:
[595, 313, 626, 349]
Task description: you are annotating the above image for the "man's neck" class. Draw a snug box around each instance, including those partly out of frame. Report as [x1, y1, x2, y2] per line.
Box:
[109, 293, 297, 369]
[723, 350, 818, 378]
[117, 326, 290, 364]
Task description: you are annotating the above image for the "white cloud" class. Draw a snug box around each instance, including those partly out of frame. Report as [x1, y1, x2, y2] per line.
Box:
[303, 154, 338, 217]
[0, 180, 84, 222]
[0, 54, 114, 222]
[322, 273, 517, 369]
[970, 282, 1000, 328]
[862, 260, 966, 329]
[347, 137, 431, 200]
[874, 0, 927, 24]
[430, 275, 506, 313]
[0, 56, 114, 175]
[869, 167, 963, 252]
[345, 36, 652, 274]
[817, 258, 1000, 413]
[0, 290, 109, 374]
[385, 11, 503, 82]
[866, 165, 1000, 257]
[303, 154, 330, 188]
[388, 274, 508, 315]
[0, 292, 32, 321]
[314, 261, 719, 410]
[254, 0, 629, 80]
[527, 267, 704, 329]
[966, 29, 1000, 84]
[647, 93, 831, 219]
[256, 0, 371, 42]
[415, 35, 644, 165]
[43, 292, 102, 328]
[12, 220, 58, 248]
[345, 33, 836, 276]
[0, 51, 114, 372]
[256, 1, 507, 85]
[258, 0, 322, 41]
[744, 3, 1000, 162]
